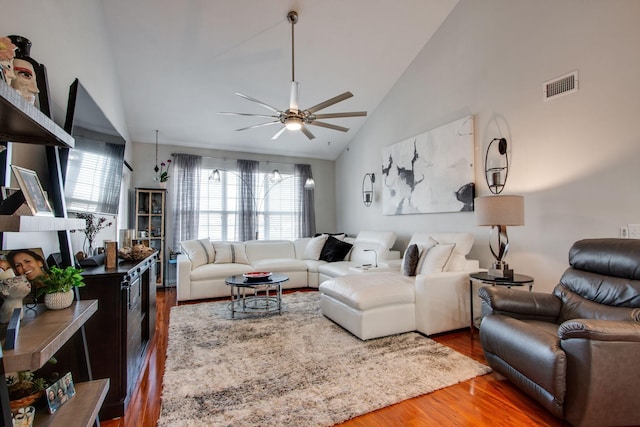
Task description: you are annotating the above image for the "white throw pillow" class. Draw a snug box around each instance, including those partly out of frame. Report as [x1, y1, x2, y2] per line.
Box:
[445, 253, 467, 271]
[303, 234, 329, 260]
[213, 243, 249, 264]
[419, 243, 456, 274]
[180, 239, 215, 269]
[414, 238, 438, 273]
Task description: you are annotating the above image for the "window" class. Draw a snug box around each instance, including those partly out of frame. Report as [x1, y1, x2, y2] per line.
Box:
[196, 164, 301, 241]
[64, 140, 124, 215]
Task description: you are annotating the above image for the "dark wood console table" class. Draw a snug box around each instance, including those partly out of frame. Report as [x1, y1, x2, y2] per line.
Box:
[76, 253, 157, 420]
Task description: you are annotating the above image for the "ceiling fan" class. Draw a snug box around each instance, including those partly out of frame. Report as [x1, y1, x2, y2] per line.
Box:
[219, 11, 367, 140]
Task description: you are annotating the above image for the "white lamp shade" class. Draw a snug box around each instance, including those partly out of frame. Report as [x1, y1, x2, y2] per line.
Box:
[475, 195, 525, 226]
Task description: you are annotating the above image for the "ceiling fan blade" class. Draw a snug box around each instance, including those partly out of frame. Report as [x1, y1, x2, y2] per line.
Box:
[308, 121, 349, 132]
[219, 112, 279, 118]
[289, 81, 300, 112]
[312, 111, 367, 119]
[271, 126, 287, 140]
[235, 92, 281, 113]
[305, 92, 354, 114]
[236, 121, 280, 131]
[300, 125, 315, 140]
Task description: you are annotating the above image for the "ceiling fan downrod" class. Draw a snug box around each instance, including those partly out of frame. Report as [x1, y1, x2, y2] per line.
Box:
[287, 11, 298, 83]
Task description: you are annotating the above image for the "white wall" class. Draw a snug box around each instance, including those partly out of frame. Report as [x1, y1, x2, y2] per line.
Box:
[336, 0, 640, 292]
[130, 141, 336, 251]
[1, 0, 128, 255]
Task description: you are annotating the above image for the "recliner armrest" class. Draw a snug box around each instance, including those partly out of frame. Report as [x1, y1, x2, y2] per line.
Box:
[479, 286, 561, 320]
[559, 319, 640, 342]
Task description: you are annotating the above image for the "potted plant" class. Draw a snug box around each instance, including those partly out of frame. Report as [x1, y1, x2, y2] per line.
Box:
[6, 370, 47, 410]
[6, 357, 58, 410]
[36, 266, 85, 310]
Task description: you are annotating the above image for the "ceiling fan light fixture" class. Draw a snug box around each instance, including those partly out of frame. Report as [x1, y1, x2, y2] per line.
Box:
[220, 10, 366, 141]
[285, 116, 303, 131]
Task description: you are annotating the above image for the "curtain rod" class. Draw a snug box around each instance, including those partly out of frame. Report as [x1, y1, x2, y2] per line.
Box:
[170, 153, 299, 168]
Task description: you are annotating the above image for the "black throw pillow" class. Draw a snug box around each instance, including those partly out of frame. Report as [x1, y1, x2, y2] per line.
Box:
[402, 244, 420, 276]
[319, 235, 353, 262]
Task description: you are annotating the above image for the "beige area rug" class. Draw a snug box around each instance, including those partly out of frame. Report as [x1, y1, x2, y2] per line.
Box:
[158, 291, 491, 427]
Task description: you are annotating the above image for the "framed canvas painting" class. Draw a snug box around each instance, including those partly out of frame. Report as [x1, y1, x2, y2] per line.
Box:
[381, 115, 475, 215]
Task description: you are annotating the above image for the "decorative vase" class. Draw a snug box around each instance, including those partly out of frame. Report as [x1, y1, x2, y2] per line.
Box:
[84, 238, 96, 257]
[44, 290, 74, 310]
[11, 404, 35, 426]
[159, 181, 167, 189]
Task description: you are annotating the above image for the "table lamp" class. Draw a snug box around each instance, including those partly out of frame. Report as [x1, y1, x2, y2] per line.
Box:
[475, 195, 524, 278]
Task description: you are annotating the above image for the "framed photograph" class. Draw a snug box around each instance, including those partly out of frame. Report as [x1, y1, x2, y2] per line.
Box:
[10, 165, 54, 216]
[45, 372, 76, 414]
[0, 248, 47, 280]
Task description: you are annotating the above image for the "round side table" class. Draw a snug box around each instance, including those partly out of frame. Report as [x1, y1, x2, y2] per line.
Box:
[469, 271, 534, 333]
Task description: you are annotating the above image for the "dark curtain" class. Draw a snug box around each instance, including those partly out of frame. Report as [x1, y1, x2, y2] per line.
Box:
[237, 159, 258, 241]
[172, 154, 202, 250]
[295, 164, 316, 237]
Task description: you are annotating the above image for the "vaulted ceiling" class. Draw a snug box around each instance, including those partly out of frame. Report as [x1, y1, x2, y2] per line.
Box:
[102, 0, 458, 160]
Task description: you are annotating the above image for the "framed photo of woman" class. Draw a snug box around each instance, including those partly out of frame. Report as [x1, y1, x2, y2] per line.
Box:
[10, 165, 54, 216]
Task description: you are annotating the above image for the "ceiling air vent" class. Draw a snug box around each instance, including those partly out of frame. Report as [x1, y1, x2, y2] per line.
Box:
[543, 70, 578, 101]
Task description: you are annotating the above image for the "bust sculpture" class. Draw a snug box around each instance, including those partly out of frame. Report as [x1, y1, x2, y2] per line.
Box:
[0, 275, 31, 323]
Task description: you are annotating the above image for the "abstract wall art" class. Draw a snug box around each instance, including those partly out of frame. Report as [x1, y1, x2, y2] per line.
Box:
[381, 115, 475, 215]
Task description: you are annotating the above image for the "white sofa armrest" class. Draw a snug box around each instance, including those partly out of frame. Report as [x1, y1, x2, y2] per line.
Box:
[176, 254, 193, 301]
[414, 270, 472, 336]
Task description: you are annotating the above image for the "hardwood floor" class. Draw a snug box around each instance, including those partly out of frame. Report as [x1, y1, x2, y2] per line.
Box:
[101, 288, 567, 427]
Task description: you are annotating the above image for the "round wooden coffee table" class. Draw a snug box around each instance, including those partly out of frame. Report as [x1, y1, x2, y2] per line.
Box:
[225, 273, 289, 318]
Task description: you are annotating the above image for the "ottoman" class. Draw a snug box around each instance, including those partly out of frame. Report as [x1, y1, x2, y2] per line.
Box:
[318, 272, 415, 340]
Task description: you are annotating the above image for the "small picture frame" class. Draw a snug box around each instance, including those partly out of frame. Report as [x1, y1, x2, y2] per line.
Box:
[10, 165, 54, 216]
[45, 372, 76, 414]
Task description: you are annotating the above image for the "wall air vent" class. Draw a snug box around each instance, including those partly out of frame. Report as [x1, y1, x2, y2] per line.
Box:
[543, 70, 578, 101]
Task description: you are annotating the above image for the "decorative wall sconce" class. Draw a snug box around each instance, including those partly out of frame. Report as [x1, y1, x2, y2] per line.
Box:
[484, 137, 509, 194]
[362, 173, 375, 207]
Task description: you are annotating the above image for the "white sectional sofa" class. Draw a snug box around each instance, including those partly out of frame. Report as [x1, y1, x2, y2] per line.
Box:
[175, 231, 400, 302]
[319, 232, 479, 339]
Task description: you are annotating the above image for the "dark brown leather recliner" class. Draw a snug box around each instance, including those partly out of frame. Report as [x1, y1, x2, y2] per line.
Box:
[479, 238, 640, 427]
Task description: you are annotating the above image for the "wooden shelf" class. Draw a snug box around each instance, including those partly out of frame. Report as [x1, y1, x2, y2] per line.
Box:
[33, 379, 109, 427]
[0, 81, 74, 148]
[0, 216, 84, 233]
[2, 300, 98, 373]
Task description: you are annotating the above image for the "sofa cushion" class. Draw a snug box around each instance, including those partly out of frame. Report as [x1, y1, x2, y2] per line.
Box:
[320, 236, 353, 262]
[213, 243, 249, 264]
[245, 241, 296, 262]
[181, 239, 215, 269]
[189, 262, 252, 281]
[354, 231, 396, 249]
[303, 259, 326, 273]
[304, 234, 328, 260]
[251, 258, 308, 272]
[419, 243, 456, 274]
[318, 261, 354, 278]
[319, 273, 414, 311]
[402, 244, 420, 276]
